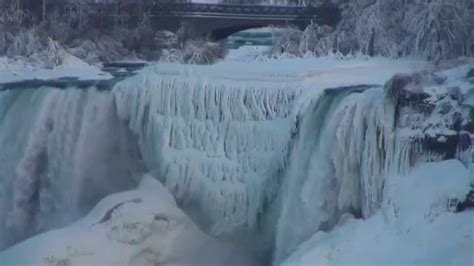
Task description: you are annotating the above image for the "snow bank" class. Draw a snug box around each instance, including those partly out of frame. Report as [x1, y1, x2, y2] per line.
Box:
[282, 160, 473, 266]
[434, 60, 474, 95]
[0, 54, 112, 83]
[0, 174, 255, 265]
[226, 45, 271, 62]
[135, 57, 426, 89]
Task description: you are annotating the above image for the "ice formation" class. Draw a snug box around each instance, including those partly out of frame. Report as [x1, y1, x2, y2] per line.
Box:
[281, 160, 473, 266]
[0, 57, 470, 265]
[113, 67, 301, 235]
[0, 88, 145, 249]
[0, 174, 256, 266]
[110, 59, 428, 237]
[273, 85, 424, 263]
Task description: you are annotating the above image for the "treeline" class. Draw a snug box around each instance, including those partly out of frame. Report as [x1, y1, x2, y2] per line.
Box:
[0, 0, 192, 30]
[0, 0, 230, 64]
[1, 0, 472, 64]
[271, 0, 474, 61]
[0, 0, 192, 61]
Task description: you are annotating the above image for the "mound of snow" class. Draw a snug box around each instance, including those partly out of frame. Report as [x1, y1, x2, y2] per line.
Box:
[226, 45, 270, 62]
[282, 160, 473, 266]
[0, 52, 112, 84]
[0, 174, 255, 266]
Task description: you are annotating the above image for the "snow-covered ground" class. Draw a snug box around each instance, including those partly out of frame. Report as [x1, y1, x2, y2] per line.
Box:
[2, 162, 471, 265]
[282, 160, 473, 266]
[144, 56, 427, 87]
[0, 54, 112, 83]
[226, 45, 271, 61]
[0, 175, 256, 265]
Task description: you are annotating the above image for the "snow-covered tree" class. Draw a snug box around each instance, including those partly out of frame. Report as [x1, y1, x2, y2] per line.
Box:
[272, 0, 473, 61]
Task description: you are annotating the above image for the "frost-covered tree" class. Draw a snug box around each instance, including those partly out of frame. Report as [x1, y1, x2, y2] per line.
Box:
[272, 0, 473, 61]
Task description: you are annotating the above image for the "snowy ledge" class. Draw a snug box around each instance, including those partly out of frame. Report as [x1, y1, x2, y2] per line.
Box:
[134, 57, 428, 88]
[0, 55, 112, 84]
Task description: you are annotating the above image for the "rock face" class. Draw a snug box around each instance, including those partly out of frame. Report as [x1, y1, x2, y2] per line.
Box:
[467, 68, 474, 79]
[456, 190, 474, 212]
[385, 64, 473, 161]
[0, 175, 257, 266]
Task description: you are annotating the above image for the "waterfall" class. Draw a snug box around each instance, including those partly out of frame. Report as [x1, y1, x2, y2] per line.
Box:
[273, 87, 418, 263]
[0, 87, 145, 249]
[111, 68, 428, 263]
[113, 72, 301, 236]
[0, 68, 429, 262]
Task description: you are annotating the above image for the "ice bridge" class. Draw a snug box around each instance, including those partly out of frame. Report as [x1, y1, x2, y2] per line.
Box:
[91, 2, 341, 40]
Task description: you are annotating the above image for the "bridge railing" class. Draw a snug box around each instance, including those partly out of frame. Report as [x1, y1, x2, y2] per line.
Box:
[87, 2, 320, 19]
[88, 0, 305, 7]
[152, 3, 306, 15]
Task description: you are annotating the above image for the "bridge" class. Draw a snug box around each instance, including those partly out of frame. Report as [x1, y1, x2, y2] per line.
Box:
[90, 2, 342, 40]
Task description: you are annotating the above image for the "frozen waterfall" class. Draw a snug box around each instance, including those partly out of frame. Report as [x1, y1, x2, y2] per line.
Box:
[0, 59, 434, 264]
[0, 88, 145, 249]
[113, 70, 302, 236]
[110, 64, 427, 262]
[273, 86, 419, 263]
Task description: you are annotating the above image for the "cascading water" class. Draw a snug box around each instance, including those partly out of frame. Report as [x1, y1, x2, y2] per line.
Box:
[273, 86, 419, 263]
[0, 87, 146, 249]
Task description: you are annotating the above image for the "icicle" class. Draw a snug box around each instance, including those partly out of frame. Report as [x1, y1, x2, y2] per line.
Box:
[113, 73, 302, 234]
[0, 87, 144, 248]
[274, 86, 425, 264]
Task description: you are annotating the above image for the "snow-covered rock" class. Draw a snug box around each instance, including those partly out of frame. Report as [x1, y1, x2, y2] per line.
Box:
[386, 60, 474, 162]
[0, 174, 256, 266]
[282, 160, 473, 266]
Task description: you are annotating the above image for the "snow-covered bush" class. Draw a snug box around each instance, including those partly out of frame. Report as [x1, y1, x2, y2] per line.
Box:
[42, 38, 66, 68]
[0, 3, 30, 29]
[269, 24, 335, 58]
[299, 24, 334, 56]
[336, 0, 473, 60]
[90, 38, 126, 63]
[5, 28, 46, 58]
[269, 0, 473, 61]
[155, 30, 179, 49]
[181, 39, 228, 64]
[160, 48, 182, 63]
[69, 36, 129, 64]
[43, 10, 75, 44]
[161, 38, 228, 65]
[269, 27, 302, 57]
[0, 31, 14, 55]
[68, 39, 101, 63]
[406, 2, 473, 61]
